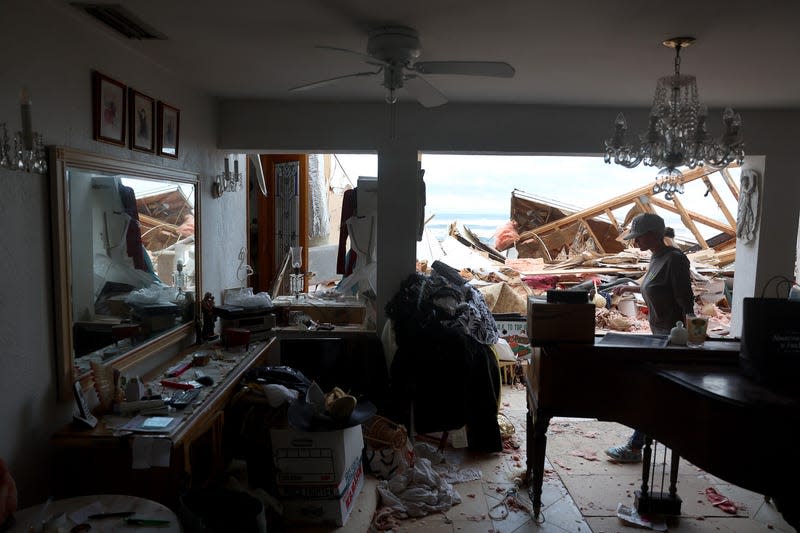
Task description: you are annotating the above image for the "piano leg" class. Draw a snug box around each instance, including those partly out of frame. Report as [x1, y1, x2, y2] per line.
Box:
[639, 436, 653, 498]
[669, 449, 680, 500]
[635, 436, 683, 515]
[527, 405, 551, 521]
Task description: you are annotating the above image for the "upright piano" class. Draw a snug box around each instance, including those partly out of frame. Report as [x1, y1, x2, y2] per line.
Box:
[525, 335, 800, 529]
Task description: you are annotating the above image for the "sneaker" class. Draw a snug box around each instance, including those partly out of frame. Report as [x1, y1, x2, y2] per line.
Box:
[605, 444, 642, 463]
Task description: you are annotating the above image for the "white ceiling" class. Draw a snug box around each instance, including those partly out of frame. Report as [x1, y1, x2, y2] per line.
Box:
[64, 0, 800, 109]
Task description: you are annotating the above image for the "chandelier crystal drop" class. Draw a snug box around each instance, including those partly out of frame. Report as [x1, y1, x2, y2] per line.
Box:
[604, 37, 744, 199]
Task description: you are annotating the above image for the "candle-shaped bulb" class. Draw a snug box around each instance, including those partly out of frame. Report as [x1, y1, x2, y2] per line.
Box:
[20, 86, 33, 151]
[224, 157, 230, 174]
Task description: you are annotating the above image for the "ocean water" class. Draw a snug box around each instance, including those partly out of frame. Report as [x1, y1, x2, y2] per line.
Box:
[426, 212, 510, 245]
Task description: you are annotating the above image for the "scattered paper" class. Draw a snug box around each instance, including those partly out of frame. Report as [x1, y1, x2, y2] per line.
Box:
[121, 414, 179, 433]
[616, 503, 667, 531]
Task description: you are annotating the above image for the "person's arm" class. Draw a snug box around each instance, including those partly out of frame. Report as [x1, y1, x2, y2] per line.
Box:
[672, 252, 695, 316]
[611, 284, 640, 296]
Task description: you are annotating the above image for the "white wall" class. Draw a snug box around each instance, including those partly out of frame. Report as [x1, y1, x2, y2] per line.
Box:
[0, 0, 246, 505]
[219, 101, 800, 332]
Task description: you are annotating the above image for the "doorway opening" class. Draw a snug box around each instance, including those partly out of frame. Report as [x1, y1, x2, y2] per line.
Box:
[247, 153, 377, 298]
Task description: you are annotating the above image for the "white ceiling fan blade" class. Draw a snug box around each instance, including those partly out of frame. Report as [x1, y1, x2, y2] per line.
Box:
[315, 45, 387, 66]
[289, 69, 381, 92]
[403, 75, 448, 108]
[412, 61, 515, 78]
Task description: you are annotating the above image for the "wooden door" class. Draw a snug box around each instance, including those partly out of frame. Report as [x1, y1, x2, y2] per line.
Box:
[250, 154, 309, 295]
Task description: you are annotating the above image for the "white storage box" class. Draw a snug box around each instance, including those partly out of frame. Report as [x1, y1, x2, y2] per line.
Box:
[270, 424, 364, 488]
[280, 457, 365, 526]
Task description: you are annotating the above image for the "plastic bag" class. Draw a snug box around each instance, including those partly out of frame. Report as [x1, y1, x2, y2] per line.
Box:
[225, 287, 273, 308]
[125, 284, 177, 304]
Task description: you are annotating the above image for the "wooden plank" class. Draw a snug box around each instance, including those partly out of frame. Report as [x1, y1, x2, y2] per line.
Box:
[516, 166, 717, 242]
[671, 195, 709, 248]
[715, 239, 737, 252]
[604, 209, 620, 230]
[716, 248, 736, 265]
[720, 167, 740, 202]
[579, 219, 605, 253]
[649, 197, 735, 235]
[701, 176, 737, 229]
[638, 195, 655, 213]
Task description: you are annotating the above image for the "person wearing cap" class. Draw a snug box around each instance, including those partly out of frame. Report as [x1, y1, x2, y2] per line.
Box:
[605, 212, 695, 463]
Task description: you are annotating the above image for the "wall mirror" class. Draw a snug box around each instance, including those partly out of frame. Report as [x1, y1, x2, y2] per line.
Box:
[51, 147, 201, 400]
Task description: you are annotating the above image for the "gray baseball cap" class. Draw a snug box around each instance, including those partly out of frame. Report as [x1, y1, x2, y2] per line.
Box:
[623, 213, 665, 240]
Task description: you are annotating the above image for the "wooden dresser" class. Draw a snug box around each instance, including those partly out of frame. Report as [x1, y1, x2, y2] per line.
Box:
[51, 338, 275, 508]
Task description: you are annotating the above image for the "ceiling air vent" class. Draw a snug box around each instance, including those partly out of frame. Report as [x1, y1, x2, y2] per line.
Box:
[71, 3, 166, 40]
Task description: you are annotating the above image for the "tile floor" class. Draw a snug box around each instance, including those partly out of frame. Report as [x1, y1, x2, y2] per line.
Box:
[289, 384, 796, 532]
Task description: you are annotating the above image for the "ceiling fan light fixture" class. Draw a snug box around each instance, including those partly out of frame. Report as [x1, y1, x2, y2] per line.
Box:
[604, 36, 745, 197]
[289, 25, 515, 109]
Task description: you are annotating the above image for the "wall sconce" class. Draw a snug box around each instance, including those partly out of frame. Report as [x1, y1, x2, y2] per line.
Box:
[1, 88, 47, 174]
[212, 156, 243, 198]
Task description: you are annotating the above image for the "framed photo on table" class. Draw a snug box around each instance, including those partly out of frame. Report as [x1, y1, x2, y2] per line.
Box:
[92, 71, 127, 146]
[157, 101, 180, 158]
[129, 89, 155, 153]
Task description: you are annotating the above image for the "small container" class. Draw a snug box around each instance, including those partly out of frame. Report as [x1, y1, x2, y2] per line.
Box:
[618, 297, 636, 317]
[669, 321, 688, 345]
[685, 315, 709, 348]
[192, 352, 211, 366]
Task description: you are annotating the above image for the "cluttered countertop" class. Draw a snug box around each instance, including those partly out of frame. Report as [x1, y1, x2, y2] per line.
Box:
[56, 338, 274, 445]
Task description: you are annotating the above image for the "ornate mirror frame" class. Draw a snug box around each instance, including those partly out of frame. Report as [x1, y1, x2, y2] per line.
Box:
[50, 147, 201, 400]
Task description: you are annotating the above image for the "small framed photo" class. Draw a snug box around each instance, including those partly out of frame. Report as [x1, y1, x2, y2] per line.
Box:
[157, 101, 180, 158]
[129, 89, 155, 153]
[92, 70, 127, 146]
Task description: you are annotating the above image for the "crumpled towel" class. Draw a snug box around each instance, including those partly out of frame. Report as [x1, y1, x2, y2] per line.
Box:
[376, 457, 461, 518]
[704, 487, 738, 514]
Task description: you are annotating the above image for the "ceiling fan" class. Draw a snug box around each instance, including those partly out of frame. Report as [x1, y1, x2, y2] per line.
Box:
[289, 25, 515, 107]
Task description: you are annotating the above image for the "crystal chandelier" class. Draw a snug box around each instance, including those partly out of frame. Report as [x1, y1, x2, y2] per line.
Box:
[604, 37, 744, 199]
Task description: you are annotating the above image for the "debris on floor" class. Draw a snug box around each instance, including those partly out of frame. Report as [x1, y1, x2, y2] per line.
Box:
[616, 503, 668, 531]
[703, 487, 739, 514]
[570, 449, 599, 461]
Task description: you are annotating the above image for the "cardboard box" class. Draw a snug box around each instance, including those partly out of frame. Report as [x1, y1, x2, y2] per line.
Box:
[280, 457, 364, 526]
[270, 424, 364, 487]
[527, 299, 595, 345]
[277, 454, 362, 499]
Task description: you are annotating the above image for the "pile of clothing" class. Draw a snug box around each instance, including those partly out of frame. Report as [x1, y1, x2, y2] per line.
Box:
[385, 261, 502, 453]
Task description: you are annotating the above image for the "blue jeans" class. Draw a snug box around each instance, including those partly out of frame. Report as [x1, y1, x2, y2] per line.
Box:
[628, 430, 645, 450]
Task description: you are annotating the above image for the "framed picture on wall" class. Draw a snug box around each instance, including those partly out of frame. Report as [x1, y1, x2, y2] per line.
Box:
[92, 71, 127, 146]
[157, 101, 180, 158]
[129, 89, 155, 153]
